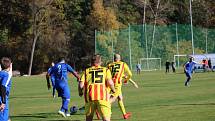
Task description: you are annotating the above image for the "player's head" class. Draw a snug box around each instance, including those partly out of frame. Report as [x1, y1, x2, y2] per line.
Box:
[58, 57, 65, 63]
[1, 57, 11, 70]
[189, 57, 194, 62]
[91, 54, 102, 66]
[114, 54, 121, 61]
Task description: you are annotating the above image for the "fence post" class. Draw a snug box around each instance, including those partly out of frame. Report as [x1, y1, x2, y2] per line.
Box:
[128, 24, 132, 70]
[176, 23, 179, 68]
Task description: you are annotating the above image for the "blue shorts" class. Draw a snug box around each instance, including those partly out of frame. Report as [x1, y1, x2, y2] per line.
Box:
[0, 97, 9, 121]
[56, 84, 70, 99]
[185, 72, 192, 78]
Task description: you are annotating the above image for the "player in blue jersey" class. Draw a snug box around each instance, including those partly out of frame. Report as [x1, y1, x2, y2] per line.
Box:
[0, 57, 12, 121]
[184, 57, 197, 86]
[46, 58, 80, 117]
[46, 62, 56, 98]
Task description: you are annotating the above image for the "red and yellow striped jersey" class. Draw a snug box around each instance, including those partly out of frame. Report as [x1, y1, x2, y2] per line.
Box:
[80, 65, 112, 102]
[107, 61, 132, 86]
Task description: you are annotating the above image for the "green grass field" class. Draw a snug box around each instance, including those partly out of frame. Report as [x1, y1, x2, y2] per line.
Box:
[9, 70, 215, 121]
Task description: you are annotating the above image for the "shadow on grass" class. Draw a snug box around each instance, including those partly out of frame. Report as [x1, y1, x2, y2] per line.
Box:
[179, 103, 215, 106]
[11, 112, 85, 121]
[10, 96, 50, 99]
[46, 119, 81, 121]
[11, 113, 48, 119]
[92, 118, 122, 121]
[155, 103, 215, 107]
[143, 85, 167, 87]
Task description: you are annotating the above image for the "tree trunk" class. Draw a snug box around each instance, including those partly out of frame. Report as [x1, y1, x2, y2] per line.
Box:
[28, 32, 39, 75]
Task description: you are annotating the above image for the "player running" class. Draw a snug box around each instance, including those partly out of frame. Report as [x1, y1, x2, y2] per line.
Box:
[107, 54, 132, 119]
[46, 62, 56, 98]
[78, 54, 115, 121]
[46, 57, 80, 117]
[0, 57, 12, 121]
[184, 57, 197, 86]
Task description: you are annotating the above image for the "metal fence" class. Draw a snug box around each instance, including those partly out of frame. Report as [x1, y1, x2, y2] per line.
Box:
[95, 24, 215, 70]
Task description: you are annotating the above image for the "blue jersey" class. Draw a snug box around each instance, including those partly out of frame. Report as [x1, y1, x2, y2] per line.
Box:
[185, 61, 197, 73]
[50, 62, 75, 86]
[0, 71, 12, 97]
[48, 67, 52, 75]
[48, 67, 55, 79]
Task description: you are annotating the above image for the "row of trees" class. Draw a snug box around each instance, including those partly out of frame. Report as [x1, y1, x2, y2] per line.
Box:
[0, 0, 214, 74]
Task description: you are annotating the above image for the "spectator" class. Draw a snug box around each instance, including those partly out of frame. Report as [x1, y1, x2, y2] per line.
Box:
[171, 62, 176, 73]
[208, 58, 213, 72]
[202, 59, 206, 72]
[165, 60, 170, 73]
[136, 62, 141, 74]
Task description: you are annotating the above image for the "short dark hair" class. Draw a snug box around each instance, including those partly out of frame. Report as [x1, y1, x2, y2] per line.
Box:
[58, 57, 65, 62]
[1, 57, 11, 70]
[91, 54, 101, 64]
[189, 57, 194, 62]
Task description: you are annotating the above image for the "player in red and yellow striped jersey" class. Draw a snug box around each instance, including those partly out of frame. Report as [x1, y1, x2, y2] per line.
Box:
[79, 54, 115, 121]
[107, 54, 132, 119]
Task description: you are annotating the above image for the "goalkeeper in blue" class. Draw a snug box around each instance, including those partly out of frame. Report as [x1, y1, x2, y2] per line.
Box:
[0, 57, 12, 121]
[184, 57, 197, 87]
[46, 57, 80, 117]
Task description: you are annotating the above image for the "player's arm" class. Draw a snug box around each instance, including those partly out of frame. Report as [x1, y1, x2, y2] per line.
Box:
[183, 62, 188, 73]
[78, 81, 84, 97]
[78, 71, 85, 97]
[67, 64, 80, 81]
[46, 68, 51, 90]
[123, 74, 138, 88]
[0, 84, 6, 111]
[0, 73, 10, 111]
[106, 69, 115, 93]
[129, 79, 139, 88]
[0, 84, 6, 104]
[123, 63, 132, 83]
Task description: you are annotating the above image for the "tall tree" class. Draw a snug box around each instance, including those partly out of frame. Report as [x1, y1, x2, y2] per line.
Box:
[28, 0, 69, 75]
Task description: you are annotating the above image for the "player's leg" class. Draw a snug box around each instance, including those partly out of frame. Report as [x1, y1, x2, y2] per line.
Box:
[185, 72, 191, 86]
[95, 109, 101, 120]
[52, 86, 56, 98]
[85, 102, 95, 121]
[96, 100, 111, 121]
[56, 86, 70, 117]
[117, 94, 131, 119]
[61, 86, 71, 116]
[115, 86, 131, 119]
[86, 115, 94, 121]
[51, 77, 56, 97]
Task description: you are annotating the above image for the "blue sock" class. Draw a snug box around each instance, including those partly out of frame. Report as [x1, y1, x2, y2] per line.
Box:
[61, 98, 70, 112]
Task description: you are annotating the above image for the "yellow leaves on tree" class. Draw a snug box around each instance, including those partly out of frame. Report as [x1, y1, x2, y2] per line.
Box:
[89, 0, 119, 31]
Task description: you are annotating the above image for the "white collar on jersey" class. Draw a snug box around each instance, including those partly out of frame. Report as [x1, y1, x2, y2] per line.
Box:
[59, 60, 65, 63]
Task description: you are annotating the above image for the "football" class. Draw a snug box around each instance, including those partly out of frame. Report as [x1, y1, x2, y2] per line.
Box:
[70, 106, 78, 114]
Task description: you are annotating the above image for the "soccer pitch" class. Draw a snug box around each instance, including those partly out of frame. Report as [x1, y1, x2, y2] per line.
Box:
[10, 70, 215, 121]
